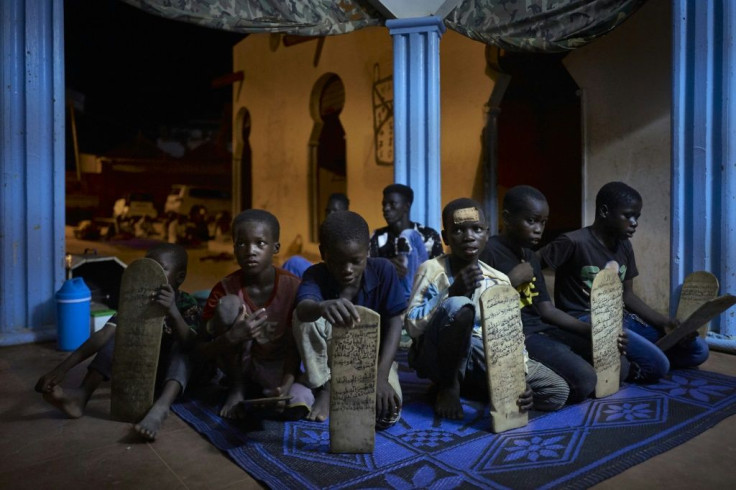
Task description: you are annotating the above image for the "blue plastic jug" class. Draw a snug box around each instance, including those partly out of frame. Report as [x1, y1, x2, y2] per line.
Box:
[55, 277, 91, 351]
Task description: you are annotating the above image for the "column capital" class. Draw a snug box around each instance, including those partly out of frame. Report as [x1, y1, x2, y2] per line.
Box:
[386, 16, 446, 36]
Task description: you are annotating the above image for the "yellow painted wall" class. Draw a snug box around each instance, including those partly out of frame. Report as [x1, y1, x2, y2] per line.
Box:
[233, 28, 490, 256]
[232, 4, 673, 312]
[565, 0, 672, 310]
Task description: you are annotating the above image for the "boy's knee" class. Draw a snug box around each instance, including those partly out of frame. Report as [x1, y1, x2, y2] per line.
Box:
[441, 296, 474, 313]
[292, 316, 331, 342]
[438, 296, 475, 333]
[631, 355, 670, 383]
[534, 387, 569, 411]
[528, 361, 570, 411]
[689, 336, 710, 365]
[568, 368, 597, 404]
[669, 336, 709, 369]
[292, 318, 317, 339]
[211, 295, 243, 333]
[453, 305, 475, 329]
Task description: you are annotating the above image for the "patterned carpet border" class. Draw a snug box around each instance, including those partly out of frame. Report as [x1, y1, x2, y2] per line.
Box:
[172, 357, 736, 490]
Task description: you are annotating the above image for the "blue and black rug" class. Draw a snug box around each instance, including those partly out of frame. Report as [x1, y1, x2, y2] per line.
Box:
[172, 353, 736, 489]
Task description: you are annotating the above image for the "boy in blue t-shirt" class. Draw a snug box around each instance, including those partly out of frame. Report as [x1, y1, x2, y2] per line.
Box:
[292, 210, 405, 429]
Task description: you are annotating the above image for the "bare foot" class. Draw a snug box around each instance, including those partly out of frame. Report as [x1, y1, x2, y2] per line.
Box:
[220, 386, 246, 419]
[134, 405, 169, 441]
[434, 385, 463, 420]
[42, 385, 86, 419]
[307, 385, 330, 421]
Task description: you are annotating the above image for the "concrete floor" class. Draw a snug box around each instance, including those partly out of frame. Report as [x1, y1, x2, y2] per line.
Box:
[1, 230, 735, 489]
[0, 341, 259, 489]
[2, 344, 735, 489]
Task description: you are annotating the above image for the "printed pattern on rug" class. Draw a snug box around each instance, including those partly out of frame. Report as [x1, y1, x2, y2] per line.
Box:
[172, 354, 736, 490]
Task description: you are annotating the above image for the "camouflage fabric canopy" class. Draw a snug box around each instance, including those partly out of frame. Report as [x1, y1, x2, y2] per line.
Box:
[122, 0, 647, 52]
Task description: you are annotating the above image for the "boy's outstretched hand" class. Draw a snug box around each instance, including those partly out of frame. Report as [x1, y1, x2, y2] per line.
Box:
[319, 298, 361, 328]
[448, 263, 484, 298]
[226, 307, 267, 343]
[376, 378, 401, 421]
[517, 383, 534, 412]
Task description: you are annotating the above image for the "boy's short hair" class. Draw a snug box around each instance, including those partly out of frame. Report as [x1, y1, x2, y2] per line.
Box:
[232, 209, 280, 241]
[319, 211, 369, 248]
[504, 185, 547, 214]
[383, 183, 414, 205]
[596, 182, 642, 211]
[442, 198, 484, 230]
[327, 193, 350, 209]
[146, 243, 188, 271]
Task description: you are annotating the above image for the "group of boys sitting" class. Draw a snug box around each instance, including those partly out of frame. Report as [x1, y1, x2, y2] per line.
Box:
[35, 181, 709, 441]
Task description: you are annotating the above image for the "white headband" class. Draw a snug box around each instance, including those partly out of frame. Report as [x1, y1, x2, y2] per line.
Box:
[453, 207, 480, 224]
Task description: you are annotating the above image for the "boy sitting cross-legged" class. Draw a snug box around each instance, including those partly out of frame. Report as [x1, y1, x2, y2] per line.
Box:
[35, 243, 202, 441]
[539, 181, 709, 382]
[480, 185, 623, 405]
[406, 198, 570, 420]
[292, 210, 405, 429]
[199, 209, 311, 420]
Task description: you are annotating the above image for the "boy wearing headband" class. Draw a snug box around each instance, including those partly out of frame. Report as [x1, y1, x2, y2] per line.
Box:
[405, 198, 568, 420]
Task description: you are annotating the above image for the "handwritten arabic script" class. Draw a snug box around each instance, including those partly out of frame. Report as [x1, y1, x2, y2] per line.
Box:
[590, 269, 622, 397]
[480, 285, 528, 433]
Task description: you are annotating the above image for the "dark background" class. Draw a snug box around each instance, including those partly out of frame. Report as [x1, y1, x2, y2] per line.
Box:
[65, 0, 244, 153]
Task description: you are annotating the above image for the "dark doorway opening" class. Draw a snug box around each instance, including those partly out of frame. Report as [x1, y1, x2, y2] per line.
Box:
[496, 52, 582, 244]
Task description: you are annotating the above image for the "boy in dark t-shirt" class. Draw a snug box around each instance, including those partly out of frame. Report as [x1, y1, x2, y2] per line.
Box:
[292, 211, 405, 429]
[480, 186, 606, 404]
[540, 181, 709, 382]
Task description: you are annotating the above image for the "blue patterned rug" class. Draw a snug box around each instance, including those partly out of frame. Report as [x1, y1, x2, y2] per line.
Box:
[172, 353, 736, 489]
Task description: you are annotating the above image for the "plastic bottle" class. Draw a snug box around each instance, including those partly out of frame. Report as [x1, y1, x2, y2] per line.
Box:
[55, 277, 91, 351]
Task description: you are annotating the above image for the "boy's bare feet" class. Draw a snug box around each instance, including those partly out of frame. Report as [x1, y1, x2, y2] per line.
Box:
[307, 383, 330, 421]
[220, 385, 246, 419]
[434, 383, 463, 420]
[42, 385, 87, 419]
[134, 405, 169, 441]
[35, 369, 64, 394]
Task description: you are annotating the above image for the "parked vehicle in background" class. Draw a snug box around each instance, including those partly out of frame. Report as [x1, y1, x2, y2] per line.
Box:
[112, 193, 159, 238]
[164, 185, 231, 219]
[113, 192, 158, 220]
[164, 185, 232, 243]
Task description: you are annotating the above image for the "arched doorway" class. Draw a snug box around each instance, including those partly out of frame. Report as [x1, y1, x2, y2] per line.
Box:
[234, 107, 252, 213]
[309, 74, 347, 240]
